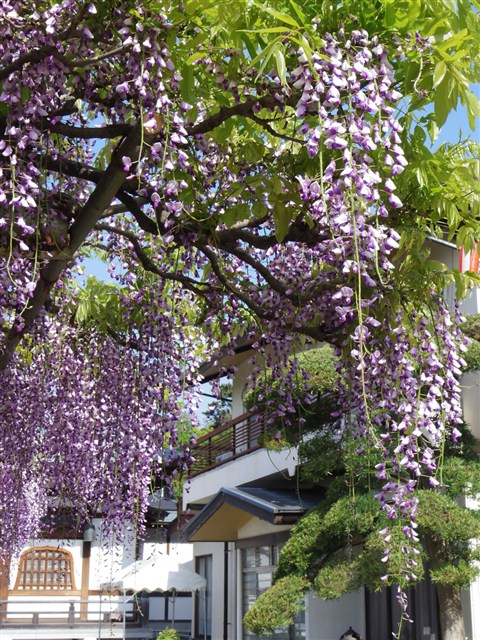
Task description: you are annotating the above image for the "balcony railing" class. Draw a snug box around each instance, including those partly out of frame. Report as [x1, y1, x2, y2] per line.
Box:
[190, 411, 265, 477]
[0, 597, 137, 625]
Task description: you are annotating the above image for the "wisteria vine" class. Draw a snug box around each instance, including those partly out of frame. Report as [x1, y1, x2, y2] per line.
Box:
[0, 3, 468, 612]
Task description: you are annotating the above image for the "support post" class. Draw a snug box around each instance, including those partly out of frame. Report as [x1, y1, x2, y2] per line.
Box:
[0, 557, 10, 622]
[80, 540, 92, 620]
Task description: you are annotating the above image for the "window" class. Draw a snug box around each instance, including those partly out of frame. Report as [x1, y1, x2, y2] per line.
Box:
[242, 544, 305, 640]
[14, 547, 76, 591]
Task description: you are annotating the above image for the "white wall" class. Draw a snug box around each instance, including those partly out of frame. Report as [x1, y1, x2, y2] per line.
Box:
[193, 541, 228, 640]
[89, 518, 136, 589]
[461, 371, 480, 442]
[231, 353, 260, 418]
[306, 590, 366, 640]
[184, 447, 298, 507]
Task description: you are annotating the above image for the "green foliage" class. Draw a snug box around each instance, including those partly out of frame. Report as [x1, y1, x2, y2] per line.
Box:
[462, 313, 480, 341]
[73, 276, 131, 335]
[416, 490, 480, 588]
[314, 557, 362, 599]
[461, 315, 480, 371]
[273, 507, 325, 580]
[430, 560, 480, 589]
[243, 575, 309, 635]
[359, 527, 426, 590]
[464, 338, 480, 371]
[314, 527, 426, 597]
[296, 346, 339, 395]
[442, 456, 480, 495]
[156, 628, 180, 640]
[417, 490, 480, 545]
[243, 345, 339, 448]
[244, 345, 338, 410]
[274, 494, 383, 583]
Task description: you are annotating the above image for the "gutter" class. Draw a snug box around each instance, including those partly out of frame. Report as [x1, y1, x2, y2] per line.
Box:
[428, 236, 457, 249]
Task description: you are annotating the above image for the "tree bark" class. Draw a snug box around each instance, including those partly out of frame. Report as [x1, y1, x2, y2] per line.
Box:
[427, 536, 466, 640]
[435, 582, 465, 640]
[0, 120, 147, 371]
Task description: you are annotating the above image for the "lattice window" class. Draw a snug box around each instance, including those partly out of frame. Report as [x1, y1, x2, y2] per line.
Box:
[14, 547, 76, 591]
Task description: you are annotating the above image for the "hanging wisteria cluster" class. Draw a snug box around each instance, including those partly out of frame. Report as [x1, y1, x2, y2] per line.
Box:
[0, 281, 204, 556]
[0, 0, 467, 594]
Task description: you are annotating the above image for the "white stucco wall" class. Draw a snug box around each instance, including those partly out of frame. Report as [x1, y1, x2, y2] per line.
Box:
[231, 354, 253, 418]
[89, 518, 136, 589]
[306, 590, 366, 640]
[184, 447, 298, 507]
[193, 541, 229, 640]
[461, 371, 480, 442]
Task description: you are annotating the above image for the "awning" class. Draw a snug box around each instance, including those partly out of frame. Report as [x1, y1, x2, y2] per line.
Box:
[100, 553, 206, 592]
[183, 486, 321, 542]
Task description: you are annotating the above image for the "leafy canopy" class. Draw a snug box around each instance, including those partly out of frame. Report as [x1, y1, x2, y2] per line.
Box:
[0, 0, 479, 594]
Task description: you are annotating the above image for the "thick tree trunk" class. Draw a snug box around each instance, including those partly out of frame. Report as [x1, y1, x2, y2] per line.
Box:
[435, 582, 465, 640]
[426, 535, 466, 639]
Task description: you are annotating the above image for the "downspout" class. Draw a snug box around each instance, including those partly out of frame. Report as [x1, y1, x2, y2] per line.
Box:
[224, 542, 229, 640]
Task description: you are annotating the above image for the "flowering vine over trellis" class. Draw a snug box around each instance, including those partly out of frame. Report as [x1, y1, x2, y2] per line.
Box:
[0, 3, 478, 622]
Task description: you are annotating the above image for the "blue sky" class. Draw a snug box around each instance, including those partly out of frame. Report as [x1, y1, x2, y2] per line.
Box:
[79, 90, 479, 421]
[83, 93, 479, 283]
[435, 84, 480, 146]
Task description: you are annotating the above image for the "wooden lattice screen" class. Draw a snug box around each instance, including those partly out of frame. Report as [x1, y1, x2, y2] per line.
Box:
[14, 547, 76, 591]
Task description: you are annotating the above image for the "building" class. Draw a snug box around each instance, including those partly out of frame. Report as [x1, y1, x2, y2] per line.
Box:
[2, 241, 480, 640]
[0, 497, 199, 640]
[182, 346, 370, 640]
[181, 240, 480, 640]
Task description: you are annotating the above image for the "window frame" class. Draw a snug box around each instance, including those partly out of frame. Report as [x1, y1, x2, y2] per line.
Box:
[13, 546, 77, 594]
[241, 543, 305, 640]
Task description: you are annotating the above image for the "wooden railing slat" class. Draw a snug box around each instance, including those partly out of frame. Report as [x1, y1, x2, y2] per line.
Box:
[190, 411, 266, 476]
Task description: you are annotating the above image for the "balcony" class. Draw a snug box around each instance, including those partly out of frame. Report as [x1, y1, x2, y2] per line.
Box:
[0, 596, 193, 639]
[190, 411, 265, 477]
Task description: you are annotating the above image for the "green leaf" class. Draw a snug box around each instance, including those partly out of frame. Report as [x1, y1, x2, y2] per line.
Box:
[185, 50, 205, 65]
[273, 48, 287, 85]
[20, 86, 31, 103]
[238, 32, 257, 60]
[239, 27, 292, 34]
[464, 90, 480, 130]
[439, 0, 458, 14]
[212, 118, 234, 143]
[425, 259, 447, 273]
[384, 3, 396, 27]
[288, 0, 306, 24]
[433, 60, 447, 88]
[181, 62, 194, 103]
[242, 141, 265, 163]
[434, 78, 451, 127]
[252, 200, 266, 217]
[273, 200, 290, 242]
[453, 269, 466, 299]
[222, 203, 250, 228]
[427, 119, 440, 144]
[249, 38, 282, 76]
[271, 175, 283, 195]
[253, 2, 300, 28]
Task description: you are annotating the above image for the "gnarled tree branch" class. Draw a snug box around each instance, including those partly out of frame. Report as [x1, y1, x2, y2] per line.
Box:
[0, 120, 150, 370]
